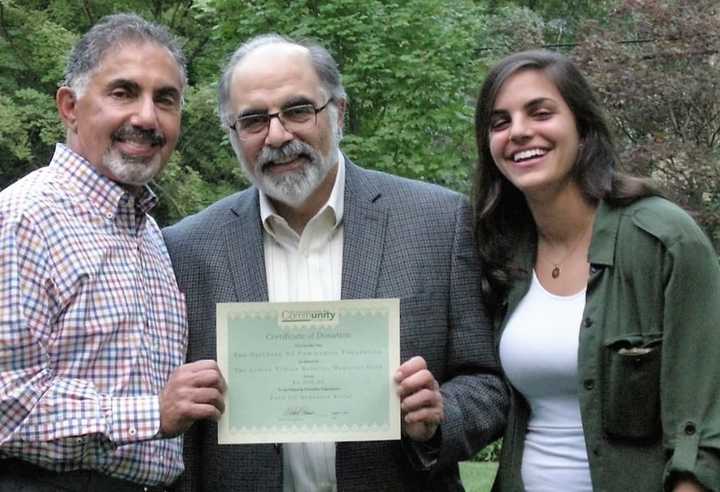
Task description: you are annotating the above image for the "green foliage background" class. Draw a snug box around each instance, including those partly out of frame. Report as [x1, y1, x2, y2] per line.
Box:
[2, 0, 718, 471]
[0, 0, 717, 233]
[0, 0, 606, 226]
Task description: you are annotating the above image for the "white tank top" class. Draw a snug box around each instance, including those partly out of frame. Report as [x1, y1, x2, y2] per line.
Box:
[499, 271, 592, 491]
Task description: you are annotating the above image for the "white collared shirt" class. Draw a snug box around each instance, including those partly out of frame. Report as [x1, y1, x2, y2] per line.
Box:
[259, 151, 345, 492]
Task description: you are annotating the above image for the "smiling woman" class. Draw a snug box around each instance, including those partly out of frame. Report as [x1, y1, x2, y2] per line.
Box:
[472, 50, 720, 492]
[487, 69, 580, 202]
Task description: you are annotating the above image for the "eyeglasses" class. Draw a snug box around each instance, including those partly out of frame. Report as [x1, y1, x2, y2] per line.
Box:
[230, 99, 333, 140]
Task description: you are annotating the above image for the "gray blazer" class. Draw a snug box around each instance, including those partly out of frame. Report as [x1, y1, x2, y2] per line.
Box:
[163, 159, 507, 491]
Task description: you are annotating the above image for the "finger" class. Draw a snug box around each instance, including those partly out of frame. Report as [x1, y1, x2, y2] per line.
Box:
[396, 369, 437, 398]
[403, 406, 444, 425]
[216, 370, 228, 392]
[187, 387, 225, 410]
[184, 402, 224, 421]
[184, 359, 221, 372]
[183, 368, 226, 391]
[401, 388, 442, 413]
[394, 356, 427, 383]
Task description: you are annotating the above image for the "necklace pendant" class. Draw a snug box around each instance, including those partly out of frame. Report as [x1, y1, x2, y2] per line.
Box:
[551, 265, 560, 278]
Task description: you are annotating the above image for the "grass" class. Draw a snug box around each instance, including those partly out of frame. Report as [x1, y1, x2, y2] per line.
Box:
[459, 461, 498, 492]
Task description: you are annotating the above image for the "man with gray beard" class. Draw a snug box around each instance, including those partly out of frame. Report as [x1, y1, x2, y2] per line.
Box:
[0, 14, 225, 491]
[163, 34, 507, 491]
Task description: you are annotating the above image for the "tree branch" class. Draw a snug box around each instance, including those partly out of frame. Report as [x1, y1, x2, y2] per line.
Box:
[169, 0, 194, 29]
[82, 0, 94, 24]
[153, 0, 165, 20]
[709, 124, 720, 148]
[0, 3, 34, 75]
[613, 116, 637, 144]
[667, 105, 686, 144]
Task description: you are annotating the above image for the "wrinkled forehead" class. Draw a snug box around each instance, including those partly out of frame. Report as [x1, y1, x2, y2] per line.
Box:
[90, 40, 184, 86]
[229, 43, 324, 109]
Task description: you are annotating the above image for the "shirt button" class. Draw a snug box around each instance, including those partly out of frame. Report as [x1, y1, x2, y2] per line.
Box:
[583, 379, 595, 390]
[684, 422, 697, 435]
[129, 427, 137, 436]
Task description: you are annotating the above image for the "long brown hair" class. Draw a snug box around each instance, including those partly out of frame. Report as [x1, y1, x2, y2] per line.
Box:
[472, 50, 656, 316]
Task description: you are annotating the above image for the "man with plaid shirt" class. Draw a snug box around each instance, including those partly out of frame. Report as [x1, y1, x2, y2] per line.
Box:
[0, 13, 224, 492]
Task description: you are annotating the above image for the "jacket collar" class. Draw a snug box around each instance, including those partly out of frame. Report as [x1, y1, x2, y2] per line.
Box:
[222, 153, 389, 301]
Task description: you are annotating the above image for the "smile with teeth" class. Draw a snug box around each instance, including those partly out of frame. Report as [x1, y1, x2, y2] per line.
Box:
[118, 138, 156, 147]
[512, 148, 547, 162]
[274, 156, 299, 165]
[116, 139, 159, 157]
[264, 155, 308, 173]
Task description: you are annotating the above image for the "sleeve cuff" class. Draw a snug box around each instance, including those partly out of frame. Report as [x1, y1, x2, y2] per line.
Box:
[664, 420, 720, 491]
[401, 426, 442, 471]
[105, 395, 161, 445]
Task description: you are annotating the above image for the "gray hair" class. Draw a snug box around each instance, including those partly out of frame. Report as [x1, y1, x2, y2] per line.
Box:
[217, 33, 347, 127]
[63, 13, 187, 96]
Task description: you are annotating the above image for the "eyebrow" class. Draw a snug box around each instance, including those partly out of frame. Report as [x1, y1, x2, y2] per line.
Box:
[525, 97, 555, 110]
[106, 79, 181, 98]
[282, 96, 315, 108]
[156, 86, 182, 101]
[492, 97, 556, 116]
[239, 96, 317, 117]
[107, 79, 139, 92]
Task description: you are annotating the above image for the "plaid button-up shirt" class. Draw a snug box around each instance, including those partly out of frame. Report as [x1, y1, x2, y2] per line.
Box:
[0, 144, 187, 486]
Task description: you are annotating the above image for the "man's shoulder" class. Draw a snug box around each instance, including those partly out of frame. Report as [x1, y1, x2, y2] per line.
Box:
[0, 166, 58, 220]
[163, 187, 255, 238]
[350, 163, 464, 207]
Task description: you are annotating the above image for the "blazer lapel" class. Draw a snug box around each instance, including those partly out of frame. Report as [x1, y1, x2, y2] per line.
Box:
[225, 189, 269, 302]
[341, 159, 387, 300]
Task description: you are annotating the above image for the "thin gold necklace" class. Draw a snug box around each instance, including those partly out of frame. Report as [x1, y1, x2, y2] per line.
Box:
[544, 225, 592, 279]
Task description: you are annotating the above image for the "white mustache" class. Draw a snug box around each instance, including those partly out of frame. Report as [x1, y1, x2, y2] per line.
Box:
[257, 140, 318, 171]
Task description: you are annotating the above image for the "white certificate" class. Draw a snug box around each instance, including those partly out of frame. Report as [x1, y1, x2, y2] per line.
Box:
[216, 299, 401, 444]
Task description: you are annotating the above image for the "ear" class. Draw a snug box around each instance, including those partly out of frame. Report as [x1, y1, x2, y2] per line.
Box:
[56, 87, 79, 132]
[334, 98, 347, 131]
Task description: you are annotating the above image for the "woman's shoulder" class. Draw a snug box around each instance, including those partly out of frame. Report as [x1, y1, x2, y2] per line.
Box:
[616, 196, 712, 250]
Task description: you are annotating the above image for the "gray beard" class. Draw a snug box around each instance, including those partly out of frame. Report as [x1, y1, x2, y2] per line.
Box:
[102, 147, 162, 187]
[241, 136, 339, 209]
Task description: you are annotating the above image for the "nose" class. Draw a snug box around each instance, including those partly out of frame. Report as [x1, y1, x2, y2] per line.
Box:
[509, 116, 532, 142]
[130, 95, 160, 129]
[264, 115, 294, 148]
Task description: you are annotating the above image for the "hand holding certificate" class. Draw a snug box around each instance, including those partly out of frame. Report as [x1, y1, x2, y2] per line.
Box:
[216, 299, 401, 444]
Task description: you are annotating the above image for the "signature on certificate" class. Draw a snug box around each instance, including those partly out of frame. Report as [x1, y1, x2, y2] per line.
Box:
[284, 406, 316, 417]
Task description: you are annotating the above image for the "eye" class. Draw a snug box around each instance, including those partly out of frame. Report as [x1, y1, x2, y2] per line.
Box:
[489, 117, 509, 132]
[282, 105, 315, 122]
[238, 114, 269, 133]
[532, 108, 553, 120]
[156, 93, 181, 109]
[110, 88, 131, 99]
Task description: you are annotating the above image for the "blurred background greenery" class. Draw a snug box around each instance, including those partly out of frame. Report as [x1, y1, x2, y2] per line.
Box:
[2, 0, 718, 249]
[2, 2, 717, 489]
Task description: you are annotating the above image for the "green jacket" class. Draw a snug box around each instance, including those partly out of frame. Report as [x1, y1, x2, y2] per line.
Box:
[492, 197, 720, 492]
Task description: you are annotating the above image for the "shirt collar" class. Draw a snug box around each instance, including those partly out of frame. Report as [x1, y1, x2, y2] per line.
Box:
[505, 199, 618, 314]
[514, 199, 619, 271]
[587, 199, 618, 267]
[259, 149, 345, 230]
[51, 143, 158, 218]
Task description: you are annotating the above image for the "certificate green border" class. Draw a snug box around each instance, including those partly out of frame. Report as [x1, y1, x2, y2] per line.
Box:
[217, 299, 401, 444]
